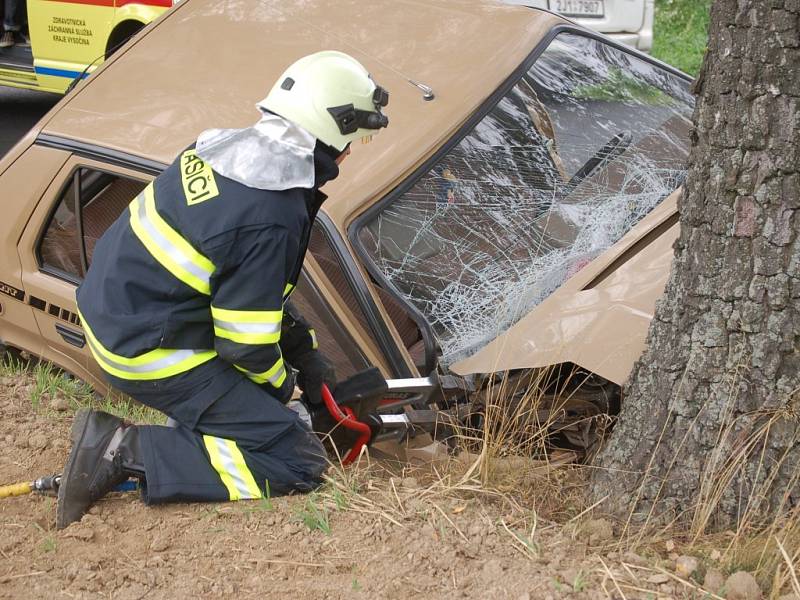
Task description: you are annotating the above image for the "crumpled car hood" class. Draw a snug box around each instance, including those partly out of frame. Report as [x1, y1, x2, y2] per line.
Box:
[449, 191, 679, 385]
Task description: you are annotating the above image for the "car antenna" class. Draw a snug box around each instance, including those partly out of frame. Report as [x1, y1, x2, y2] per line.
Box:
[296, 16, 436, 101]
[64, 34, 136, 95]
[407, 80, 435, 101]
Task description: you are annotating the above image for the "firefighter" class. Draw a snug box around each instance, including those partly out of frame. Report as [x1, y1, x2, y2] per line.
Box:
[56, 50, 390, 529]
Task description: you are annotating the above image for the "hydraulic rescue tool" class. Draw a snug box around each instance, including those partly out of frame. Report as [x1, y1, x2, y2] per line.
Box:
[310, 368, 454, 465]
[0, 368, 454, 497]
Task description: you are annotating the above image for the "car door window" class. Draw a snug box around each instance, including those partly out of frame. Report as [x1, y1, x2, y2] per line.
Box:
[39, 168, 147, 279]
[306, 222, 391, 376]
[292, 270, 371, 380]
[355, 32, 694, 367]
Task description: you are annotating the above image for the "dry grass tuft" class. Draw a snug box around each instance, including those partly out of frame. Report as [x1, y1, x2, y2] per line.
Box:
[450, 366, 607, 519]
[312, 367, 610, 565]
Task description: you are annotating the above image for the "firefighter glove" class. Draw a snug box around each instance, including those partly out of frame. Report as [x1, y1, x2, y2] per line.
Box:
[293, 350, 336, 406]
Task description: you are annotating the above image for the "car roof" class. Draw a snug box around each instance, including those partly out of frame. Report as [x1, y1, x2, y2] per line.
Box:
[38, 0, 563, 227]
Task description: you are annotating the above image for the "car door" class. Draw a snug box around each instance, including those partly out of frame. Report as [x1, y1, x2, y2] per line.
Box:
[18, 156, 150, 387]
[0, 145, 70, 363]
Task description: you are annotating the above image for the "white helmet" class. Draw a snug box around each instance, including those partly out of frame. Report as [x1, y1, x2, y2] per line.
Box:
[259, 50, 390, 152]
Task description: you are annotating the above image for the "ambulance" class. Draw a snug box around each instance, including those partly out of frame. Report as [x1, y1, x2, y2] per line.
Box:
[0, 0, 171, 93]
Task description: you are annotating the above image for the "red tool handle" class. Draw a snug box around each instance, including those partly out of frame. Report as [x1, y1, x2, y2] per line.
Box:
[321, 383, 371, 465]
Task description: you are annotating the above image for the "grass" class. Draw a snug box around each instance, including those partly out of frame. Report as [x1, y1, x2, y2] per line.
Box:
[4, 348, 794, 596]
[501, 518, 540, 557]
[285, 461, 380, 536]
[573, 569, 588, 592]
[295, 492, 332, 534]
[40, 535, 57, 553]
[260, 480, 273, 511]
[651, 0, 713, 76]
[33, 522, 57, 553]
[1, 353, 165, 424]
[92, 393, 166, 424]
[1, 354, 94, 409]
[309, 371, 596, 546]
[457, 365, 598, 504]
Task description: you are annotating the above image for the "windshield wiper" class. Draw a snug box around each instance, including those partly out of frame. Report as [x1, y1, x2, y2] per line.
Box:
[562, 131, 633, 196]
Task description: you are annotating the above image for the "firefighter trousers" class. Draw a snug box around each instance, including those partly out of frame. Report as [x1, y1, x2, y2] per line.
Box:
[106, 358, 328, 504]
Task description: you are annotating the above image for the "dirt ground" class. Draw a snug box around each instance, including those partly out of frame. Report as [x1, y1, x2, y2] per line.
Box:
[0, 371, 782, 600]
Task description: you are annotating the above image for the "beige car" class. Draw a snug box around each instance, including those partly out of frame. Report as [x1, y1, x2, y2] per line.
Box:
[0, 0, 693, 451]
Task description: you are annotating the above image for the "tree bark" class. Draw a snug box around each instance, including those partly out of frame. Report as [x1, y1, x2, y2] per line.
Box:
[591, 0, 800, 530]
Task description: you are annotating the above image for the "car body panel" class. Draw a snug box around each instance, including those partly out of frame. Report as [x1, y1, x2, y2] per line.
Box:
[0, 144, 70, 365]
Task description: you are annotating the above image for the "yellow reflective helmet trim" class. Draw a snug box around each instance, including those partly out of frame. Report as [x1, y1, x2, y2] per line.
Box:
[202, 435, 262, 500]
[211, 305, 282, 345]
[78, 310, 217, 380]
[129, 184, 216, 295]
[235, 355, 287, 388]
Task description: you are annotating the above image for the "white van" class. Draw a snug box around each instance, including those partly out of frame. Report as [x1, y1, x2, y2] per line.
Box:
[504, 0, 654, 51]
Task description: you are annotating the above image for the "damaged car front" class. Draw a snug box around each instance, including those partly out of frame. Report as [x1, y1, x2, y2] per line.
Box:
[348, 30, 695, 452]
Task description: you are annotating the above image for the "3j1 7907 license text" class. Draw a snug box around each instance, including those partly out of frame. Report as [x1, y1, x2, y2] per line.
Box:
[549, 0, 604, 17]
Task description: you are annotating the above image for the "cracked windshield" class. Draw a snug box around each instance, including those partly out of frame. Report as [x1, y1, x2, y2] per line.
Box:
[358, 32, 695, 366]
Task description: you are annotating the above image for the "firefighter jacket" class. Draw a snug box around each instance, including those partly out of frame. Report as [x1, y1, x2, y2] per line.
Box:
[76, 144, 339, 398]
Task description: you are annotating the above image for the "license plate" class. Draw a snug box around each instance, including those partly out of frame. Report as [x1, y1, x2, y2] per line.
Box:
[549, 0, 605, 18]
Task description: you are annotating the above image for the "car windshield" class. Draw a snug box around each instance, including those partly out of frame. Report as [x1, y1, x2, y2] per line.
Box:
[356, 32, 695, 366]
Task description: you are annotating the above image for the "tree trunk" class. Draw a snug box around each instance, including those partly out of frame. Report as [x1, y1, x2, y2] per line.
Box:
[591, 0, 800, 530]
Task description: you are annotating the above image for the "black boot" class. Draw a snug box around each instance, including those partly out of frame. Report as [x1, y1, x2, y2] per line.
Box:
[56, 409, 144, 530]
